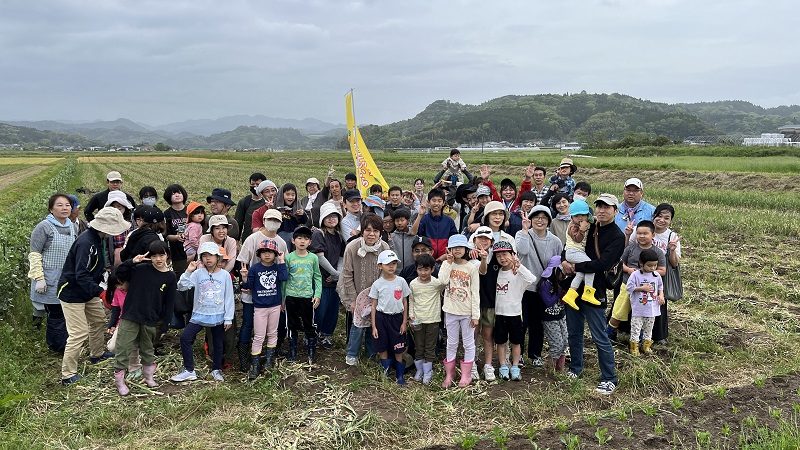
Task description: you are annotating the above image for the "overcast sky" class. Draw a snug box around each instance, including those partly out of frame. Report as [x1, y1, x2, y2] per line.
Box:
[1, 0, 797, 126]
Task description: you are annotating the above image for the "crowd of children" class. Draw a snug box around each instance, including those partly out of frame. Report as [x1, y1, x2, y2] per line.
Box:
[36, 150, 682, 398]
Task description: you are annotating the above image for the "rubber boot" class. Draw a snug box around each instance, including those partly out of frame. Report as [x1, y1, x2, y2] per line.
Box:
[114, 370, 130, 396]
[142, 363, 158, 388]
[442, 359, 457, 388]
[580, 286, 601, 305]
[237, 342, 251, 373]
[562, 288, 580, 310]
[307, 337, 317, 364]
[630, 341, 640, 357]
[263, 347, 276, 369]
[380, 358, 392, 377]
[248, 355, 261, 380]
[555, 355, 566, 372]
[642, 339, 653, 355]
[458, 360, 474, 387]
[422, 361, 434, 385]
[288, 335, 298, 362]
[412, 360, 424, 382]
[395, 359, 406, 385]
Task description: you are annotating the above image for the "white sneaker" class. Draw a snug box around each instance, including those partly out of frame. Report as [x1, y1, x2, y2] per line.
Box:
[595, 381, 616, 395]
[470, 363, 480, 381]
[170, 369, 197, 382]
[483, 364, 496, 381]
[345, 355, 358, 366]
[211, 370, 224, 382]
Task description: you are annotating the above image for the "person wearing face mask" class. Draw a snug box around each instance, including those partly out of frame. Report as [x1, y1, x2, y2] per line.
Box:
[138, 186, 159, 208]
[572, 182, 592, 203]
[235, 172, 266, 243]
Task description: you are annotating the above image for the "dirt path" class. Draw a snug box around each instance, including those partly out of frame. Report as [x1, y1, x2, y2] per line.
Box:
[0, 165, 48, 191]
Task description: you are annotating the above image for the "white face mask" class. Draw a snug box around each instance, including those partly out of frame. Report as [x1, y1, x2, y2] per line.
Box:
[573, 194, 586, 202]
[263, 220, 280, 232]
[142, 197, 157, 207]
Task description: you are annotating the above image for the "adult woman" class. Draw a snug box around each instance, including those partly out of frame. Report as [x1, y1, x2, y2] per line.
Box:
[650, 203, 681, 344]
[413, 178, 426, 206]
[105, 190, 134, 266]
[549, 193, 571, 248]
[28, 193, 76, 353]
[162, 184, 189, 328]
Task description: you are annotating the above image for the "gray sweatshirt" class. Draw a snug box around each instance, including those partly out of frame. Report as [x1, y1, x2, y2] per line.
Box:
[515, 228, 564, 292]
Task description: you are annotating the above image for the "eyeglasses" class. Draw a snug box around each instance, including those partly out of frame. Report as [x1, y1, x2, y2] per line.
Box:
[624, 187, 642, 193]
[531, 216, 548, 221]
[412, 248, 430, 254]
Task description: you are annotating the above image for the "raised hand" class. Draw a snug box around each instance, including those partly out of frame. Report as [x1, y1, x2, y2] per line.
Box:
[133, 252, 150, 264]
[480, 164, 490, 180]
[524, 163, 535, 179]
[521, 215, 531, 230]
[186, 260, 199, 273]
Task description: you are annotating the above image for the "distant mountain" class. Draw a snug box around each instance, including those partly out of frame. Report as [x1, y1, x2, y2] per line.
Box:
[155, 115, 343, 135]
[8, 118, 151, 133]
[346, 93, 800, 149]
[0, 122, 99, 146]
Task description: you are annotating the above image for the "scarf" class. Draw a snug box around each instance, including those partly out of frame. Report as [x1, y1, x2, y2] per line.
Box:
[555, 213, 571, 222]
[46, 213, 74, 230]
[357, 239, 383, 257]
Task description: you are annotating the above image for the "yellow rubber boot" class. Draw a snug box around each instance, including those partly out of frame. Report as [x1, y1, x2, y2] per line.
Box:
[629, 341, 640, 357]
[562, 288, 580, 311]
[642, 340, 653, 355]
[580, 286, 601, 305]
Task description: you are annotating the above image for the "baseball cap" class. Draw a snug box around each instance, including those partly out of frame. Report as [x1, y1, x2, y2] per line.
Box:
[624, 178, 643, 190]
[262, 208, 283, 222]
[476, 185, 491, 198]
[377, 250, 401, 265]
[206, 215, 231, 232]
[305, 177, 320, 187]
[344, 189, 362, 201]
[594, 193, 620, 208]
[106, 171, 123, 182]
[472, 226, 494, 240]
[411, 236, 432, 249]
[138, 205, 164, 224]
[492, 241, 514, 253]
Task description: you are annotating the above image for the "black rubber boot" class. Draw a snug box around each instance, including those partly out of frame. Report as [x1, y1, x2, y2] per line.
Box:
[263, 347, 276, 369]
[307, 337, 317, 364]
[248, 355, 261, 380]
[288, 335, 298, 362]
[238, 342, 251, 373]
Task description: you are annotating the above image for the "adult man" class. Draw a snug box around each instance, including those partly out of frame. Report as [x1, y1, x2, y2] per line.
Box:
[561, 193, 625, 395]
[207, 188, 240, 240]
[84, 171, 137, 221]
[340, 189, 363, 240]
[399, 236, 439, 283]
[234, 172, 266, 243]
[344, 173, 358, 191]
[250, 180, 279, 232]
[614, 178, 655, 240]
[58, 207, 130, 385]
[300, 177, 326, 228]
[530, 167, 548, 204]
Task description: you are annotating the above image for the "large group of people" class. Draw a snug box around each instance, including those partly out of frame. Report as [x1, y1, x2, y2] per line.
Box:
[28, 150, 683, 397]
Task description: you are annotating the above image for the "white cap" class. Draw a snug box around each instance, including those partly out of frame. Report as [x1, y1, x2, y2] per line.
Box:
[206, 215, 230, 232]
[305, 177, 320, 187]
[624, 178, 643, 189]
[377, 250, 400, 265]
[104, 190, 133, 209]
[198, 241, 222, 256]
[106, 171, 122, 182]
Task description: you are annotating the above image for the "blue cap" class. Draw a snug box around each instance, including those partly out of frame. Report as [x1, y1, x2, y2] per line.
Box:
[67, 194, 80, 209]
[447, 234, 473, 249]
[569, 199, 590, 216]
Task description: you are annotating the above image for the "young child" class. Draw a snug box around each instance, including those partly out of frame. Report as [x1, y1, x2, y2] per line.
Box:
[106, 277, 141, 379]
[408, 254, 445, 385]
[539, 255, 569, 371]
[240, 239, 288, 379]
[548, 158, 577, 196]
[469, 226, 495, 381]
[311, 202, 345, 350]
[626, 248, 664, 356]
[111, 241, 177, 395]
[370, 250, 412, 385]
[492, 241, 536, 381]
[438, 234, 480, 388]
[561, 200, 601, 310]
[346, 288, 376, 365]
[183, 201, 205, 260]
[411, 188, 458, 259]
[171, 242, 235, 383]
[391, 208, 416, 269]
[440, 148, 470, 185]
[284, 226, 322, 364]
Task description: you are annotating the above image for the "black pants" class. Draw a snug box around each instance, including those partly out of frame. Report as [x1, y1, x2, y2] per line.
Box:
[285, 296, 316, 338]
[521, 290, 544, 359]
[44, 303, 67, 353]
[651, 300, 669, 342]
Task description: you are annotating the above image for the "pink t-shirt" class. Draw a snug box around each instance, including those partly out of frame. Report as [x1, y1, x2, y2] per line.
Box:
[111, 288, 128, 326]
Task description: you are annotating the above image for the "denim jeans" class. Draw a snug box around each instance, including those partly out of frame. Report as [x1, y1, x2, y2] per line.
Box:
[315, 286, 340, 336]
[566, 306, 617, 384]
[345, 325, 374, 359]
[181, 322, 224, 371]
[238, 302, 254, 344]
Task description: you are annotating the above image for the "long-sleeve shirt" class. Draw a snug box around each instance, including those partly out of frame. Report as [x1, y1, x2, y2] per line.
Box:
[438, 260, 480, 320]
[515, 229, 564, 292]
[178, 267, 235, 326]
[84, 189, 137, 221]
[572, 221, 625, 306]
[242, 262, 288, 308]
[336, 238, 390, 310]
[484, 178, 532, 212]
[494, 266, 536, 316]
[114, 259, 177, 326]
[57, 228, 106, 303]
[285, 252, 322, 299]
[183, 222, 203, 259]
[417, 213, 457, 259]
[198, 235, 238, 273]
[409, 277, 445, 324]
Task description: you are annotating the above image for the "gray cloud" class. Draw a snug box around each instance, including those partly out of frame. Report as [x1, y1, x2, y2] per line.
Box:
[0, 0, 796, 126]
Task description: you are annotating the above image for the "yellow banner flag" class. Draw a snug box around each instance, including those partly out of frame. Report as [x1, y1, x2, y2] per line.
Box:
[345, 91, 389, 196]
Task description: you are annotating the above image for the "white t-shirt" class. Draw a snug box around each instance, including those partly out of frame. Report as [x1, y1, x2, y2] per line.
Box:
[494, 265, 536, 316]
[369, 275, 411, 315]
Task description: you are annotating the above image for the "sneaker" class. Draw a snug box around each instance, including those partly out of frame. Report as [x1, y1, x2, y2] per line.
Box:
[345, 355, 358, 366]
[483, 364, 496, 381]
[211, 370, 225, 382]
[170, 369, 198, 382]
[61, 374, 82, 386]
[499, 365, 510, 381]
[470, 363, 480, 381]
[566, 371, 579, 380]
[126, 368, 143, 381]
[518, 356, 525, 368]
[89, 351, 114, 364]
[510, 365, 522, 381]
[595, 381, 616, 395]
[320, 336, 333, 349]
[531, 356, 544, 368]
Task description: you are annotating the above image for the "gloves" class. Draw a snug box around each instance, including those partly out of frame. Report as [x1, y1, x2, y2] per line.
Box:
[35, 279, 47, 294]
[28, 252, 44, 281]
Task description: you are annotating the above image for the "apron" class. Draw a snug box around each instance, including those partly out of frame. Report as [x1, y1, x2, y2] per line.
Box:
[31, 220, 76, 306]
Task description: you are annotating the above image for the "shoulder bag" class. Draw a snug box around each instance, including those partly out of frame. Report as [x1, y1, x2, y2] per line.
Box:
[663, 231, 684, 301]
